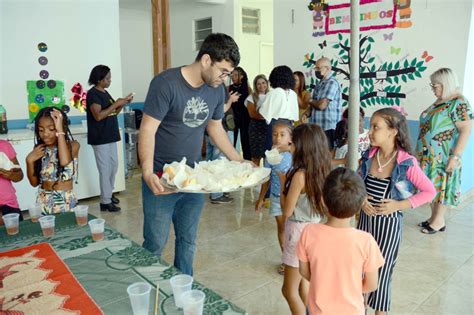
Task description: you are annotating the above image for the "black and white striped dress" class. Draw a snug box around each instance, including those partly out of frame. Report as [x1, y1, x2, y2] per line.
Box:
[357, 174, 402, 312]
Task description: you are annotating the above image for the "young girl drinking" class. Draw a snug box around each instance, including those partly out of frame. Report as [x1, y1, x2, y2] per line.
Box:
[358, 107, 435, 315]
[280, 123, 331, 315]
[255, 121, 293, 275]
[26, 107, 80, 214]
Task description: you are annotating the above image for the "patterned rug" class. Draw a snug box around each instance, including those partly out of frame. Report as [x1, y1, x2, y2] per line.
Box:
[0, 242, 103, 314]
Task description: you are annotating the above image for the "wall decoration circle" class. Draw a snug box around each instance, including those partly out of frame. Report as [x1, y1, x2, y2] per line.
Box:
[61, 105, 70, 113]
[37, 42, 48, 52]
[39, 70, 49, 79]
[47, 80, 56, 89]
[51, 96, 61, 104]
[36, 80, 45, 89]
[38, 56, 48, 66]
[35, 94, 45, 103]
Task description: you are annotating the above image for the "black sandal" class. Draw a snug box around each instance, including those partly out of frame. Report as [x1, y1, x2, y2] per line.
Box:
[421, 225, 446, 234]
[418, 220, 431, 228]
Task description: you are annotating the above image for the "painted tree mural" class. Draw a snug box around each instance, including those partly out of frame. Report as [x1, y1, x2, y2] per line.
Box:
[303, 33, 430, 108]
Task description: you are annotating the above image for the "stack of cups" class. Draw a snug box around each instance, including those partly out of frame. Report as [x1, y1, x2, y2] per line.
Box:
[74, 205, 89, 226]
[28, 204, 42, 222]
[88, 218, 105, 241]
[127, 282, 151, 315]
[38, 215, 55, 237]
[3, 213, 20, 235]
[170, 274, 193, 309]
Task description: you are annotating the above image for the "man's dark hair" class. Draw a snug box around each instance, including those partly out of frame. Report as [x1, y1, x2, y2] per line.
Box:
[195, 33, 240, 67]
[269, 65, 295, 90]
[323, 168, 366, 218]
[88, 65, 110, 86]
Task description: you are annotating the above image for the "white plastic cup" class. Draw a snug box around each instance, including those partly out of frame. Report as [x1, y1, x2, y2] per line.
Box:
[38, 215, 55, 237]
[74, 205, 89, 226]
[127, 282, 151, 315]
[3, 213, 20, 235]
[170, 274, 193, 308]
[81, 120, 88, 131]
[28, 204, 42, 222]
[181, 290, 205, 315]
[88, 218, 105, 241]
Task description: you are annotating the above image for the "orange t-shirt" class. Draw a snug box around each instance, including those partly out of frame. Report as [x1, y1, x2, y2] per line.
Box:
[297, 223, 384, 315]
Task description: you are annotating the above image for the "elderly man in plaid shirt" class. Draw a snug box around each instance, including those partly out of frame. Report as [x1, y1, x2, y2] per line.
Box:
[303, 57, 342, 149]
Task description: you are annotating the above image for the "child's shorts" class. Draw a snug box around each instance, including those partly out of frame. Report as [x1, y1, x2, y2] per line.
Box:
[269, 194, 283, 217]
[282, 220, 310, 268]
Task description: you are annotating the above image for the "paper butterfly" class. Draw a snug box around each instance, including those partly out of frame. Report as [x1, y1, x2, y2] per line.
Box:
[383, 33, 394, 41]
[390, 46, 401, 55]
[421, 51, 434, 62]
[318, 40, 327, 49]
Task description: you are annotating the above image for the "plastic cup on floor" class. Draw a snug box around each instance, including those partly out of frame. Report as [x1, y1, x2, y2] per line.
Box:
[38, 215, 55, 237]
[127, 282, 151, 315]
[74, 205, 88, 226]
[28, 204, 42, 222]
[88, 218, 105, 241]
[170, 274, 193, 308]
[3, 213, 20, 235]
[181, 290, 205, 315]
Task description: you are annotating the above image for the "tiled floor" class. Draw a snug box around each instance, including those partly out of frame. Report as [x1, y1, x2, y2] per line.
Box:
[81, 173, 474, 315]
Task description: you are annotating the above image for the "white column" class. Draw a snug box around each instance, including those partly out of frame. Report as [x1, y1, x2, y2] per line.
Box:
[348, 0, 360, 171]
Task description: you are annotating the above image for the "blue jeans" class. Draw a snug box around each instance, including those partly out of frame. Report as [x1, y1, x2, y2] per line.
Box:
[142, 178, 205, 275]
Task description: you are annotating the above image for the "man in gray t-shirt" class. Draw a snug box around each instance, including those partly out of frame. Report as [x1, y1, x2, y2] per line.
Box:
[139, 33, 242, 276]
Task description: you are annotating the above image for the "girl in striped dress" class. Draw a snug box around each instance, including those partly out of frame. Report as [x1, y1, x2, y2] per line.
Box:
[358, 107, 436, 314]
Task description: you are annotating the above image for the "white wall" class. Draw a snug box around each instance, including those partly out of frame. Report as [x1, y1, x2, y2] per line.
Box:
[274, 0, 472, 120]
[169, 0, 235, 67]
[119, 0, 154, 102]
[234, 0, 274, 82]
[0, 0, 124, 121]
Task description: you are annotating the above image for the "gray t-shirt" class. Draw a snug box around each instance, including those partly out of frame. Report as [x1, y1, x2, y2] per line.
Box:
[144, 67, 225, 172]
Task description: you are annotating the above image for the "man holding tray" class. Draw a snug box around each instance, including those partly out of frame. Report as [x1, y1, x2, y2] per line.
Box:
[139, 33, 243, 275]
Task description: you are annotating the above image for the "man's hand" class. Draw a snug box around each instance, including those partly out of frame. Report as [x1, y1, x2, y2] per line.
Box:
[143, 172, 175, 195]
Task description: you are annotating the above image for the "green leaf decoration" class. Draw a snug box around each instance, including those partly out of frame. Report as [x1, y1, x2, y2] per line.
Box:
[388, 62, 393, 71]
[339, 49, 345, 56]
[411, 58, 417, 66]
[370, 64, 376, 72]
[368, 37, 375, 43]
[342, 55, 349, 60]
[338, 33, 343, 41]
[366, 44, 372, 52]
[394, 76, 399, 84]
[310, 52, 314, 59]
[415, 71, 422, 78]
[402, 74, 407, 83]
[368, 57, 375, 63]
[404, 59, 409, 68]
[395, 98, 401, 105]
[395, 85, 401, 93]
[408, 73, 415, 80]
[344, 38, 349, 46]
[394, 61, 400, 69]
[419, 66, 427, 72]
[333, 44, 340, 49]
[387, 77, 393, 84]
[416, 61, 424, 67]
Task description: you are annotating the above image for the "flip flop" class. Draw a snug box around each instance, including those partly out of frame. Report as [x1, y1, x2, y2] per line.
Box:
[421, 225, 446, 234]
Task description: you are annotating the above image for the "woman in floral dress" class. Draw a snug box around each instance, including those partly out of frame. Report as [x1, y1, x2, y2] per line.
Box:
[416, 68, 473, 234]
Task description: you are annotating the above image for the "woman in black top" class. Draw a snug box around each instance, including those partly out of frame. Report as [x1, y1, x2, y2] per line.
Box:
[86, 65, 133, 212]
[228, 67, 252, 160]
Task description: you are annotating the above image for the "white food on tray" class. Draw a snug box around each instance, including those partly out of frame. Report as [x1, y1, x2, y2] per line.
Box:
[162, 157, 270, 192]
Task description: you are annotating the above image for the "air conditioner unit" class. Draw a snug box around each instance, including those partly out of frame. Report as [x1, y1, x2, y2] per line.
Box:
[196, 0, 227, 4]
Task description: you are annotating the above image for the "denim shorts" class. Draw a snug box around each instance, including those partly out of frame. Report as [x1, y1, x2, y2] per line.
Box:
[269, 194, 283, 217]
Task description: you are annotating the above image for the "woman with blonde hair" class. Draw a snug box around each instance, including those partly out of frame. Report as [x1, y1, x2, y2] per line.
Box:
[245, 74, 270, 166]
[293, 71, 311, 124]
[416, 68, 473, 234]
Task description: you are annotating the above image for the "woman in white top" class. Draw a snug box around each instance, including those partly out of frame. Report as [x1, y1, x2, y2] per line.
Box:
[259, 66, 299, 150]
[245, 74, 270, 166]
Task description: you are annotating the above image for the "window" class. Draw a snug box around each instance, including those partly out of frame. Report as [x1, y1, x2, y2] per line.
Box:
[242, 8, 260, 35]
[194, 18, 212, 50]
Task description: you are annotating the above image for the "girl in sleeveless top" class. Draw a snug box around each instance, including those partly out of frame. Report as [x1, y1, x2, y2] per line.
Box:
[280, 123, 331, 315]
[26, 107, 80, 214]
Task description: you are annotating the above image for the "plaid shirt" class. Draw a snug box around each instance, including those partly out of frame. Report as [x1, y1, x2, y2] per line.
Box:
[310, 74, 342, 131]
